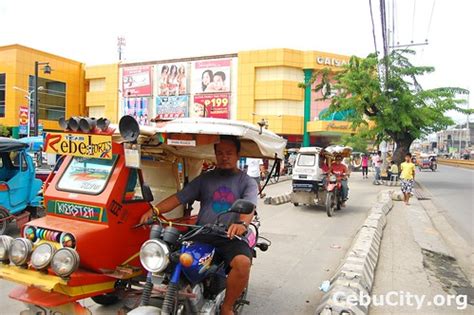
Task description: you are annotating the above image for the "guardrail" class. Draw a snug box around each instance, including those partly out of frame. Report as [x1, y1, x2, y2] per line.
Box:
[438, 158, 474, 169]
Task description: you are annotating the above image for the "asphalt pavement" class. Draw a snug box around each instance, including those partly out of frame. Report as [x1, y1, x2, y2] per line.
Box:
[415, 164, 474, 245]
[0, 173, 386, 314]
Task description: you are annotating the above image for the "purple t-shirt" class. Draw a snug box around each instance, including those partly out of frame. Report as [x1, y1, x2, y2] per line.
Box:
[177, 169, 258, 226]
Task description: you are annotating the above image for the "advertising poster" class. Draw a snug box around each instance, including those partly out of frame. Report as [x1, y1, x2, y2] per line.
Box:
[193, 59, 231, 94]
[19, 106, 29, 135]
[192, 93, 230, 118]
[122, 66, 153, 97]
[156, 63, 188, 96]
[155, 95, 188, 119]
[123, 97, 151, 126]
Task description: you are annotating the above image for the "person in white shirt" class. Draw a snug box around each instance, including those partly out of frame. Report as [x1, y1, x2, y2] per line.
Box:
[371, 151, 382, 184]
[245, 158, 266, 198]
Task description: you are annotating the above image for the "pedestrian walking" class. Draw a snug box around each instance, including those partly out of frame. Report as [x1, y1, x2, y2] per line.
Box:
[361, 154, 369, 179]
[371, 151, 382, 184]
[400, 153, 416, 205]
[246, 157, 266, 198]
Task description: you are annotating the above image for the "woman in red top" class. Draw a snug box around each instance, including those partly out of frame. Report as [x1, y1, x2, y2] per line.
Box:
[361, 154, 369, 179]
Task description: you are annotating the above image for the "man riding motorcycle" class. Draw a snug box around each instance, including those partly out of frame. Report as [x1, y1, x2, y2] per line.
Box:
[328, 154, 349, 207]
[139, 135, 256, 315]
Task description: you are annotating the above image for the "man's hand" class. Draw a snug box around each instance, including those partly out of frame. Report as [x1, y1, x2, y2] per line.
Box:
[227, 223, 247, 239]
[139, 209, 153, 225]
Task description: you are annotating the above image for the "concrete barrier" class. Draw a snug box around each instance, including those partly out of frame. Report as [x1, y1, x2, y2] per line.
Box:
[270, 193, 292, 205]
[438, 158, 474, 169]
[315, 190, 394, 315]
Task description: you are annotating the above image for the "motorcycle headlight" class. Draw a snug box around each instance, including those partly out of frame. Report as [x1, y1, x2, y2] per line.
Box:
[51, 248, 80, 277]
[0, 235, 14, 263]
[31, 243, 56, 270]
[9, 238, 33, 266]
[139, 239, 170, 273]
[329, 175, 337, 183]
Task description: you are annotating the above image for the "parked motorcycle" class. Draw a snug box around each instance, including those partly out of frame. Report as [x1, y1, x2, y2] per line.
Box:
[129, 191, 270, 315]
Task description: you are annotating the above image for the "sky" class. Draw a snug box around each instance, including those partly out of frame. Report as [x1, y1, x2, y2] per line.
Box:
[1, 0, 472, 124]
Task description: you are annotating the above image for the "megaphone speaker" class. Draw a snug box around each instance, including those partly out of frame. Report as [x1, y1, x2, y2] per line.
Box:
[68, 117, 82, 132]
[97, 117, 110, 131]
[79, 117, 97, 132]
[119, 115, 140, 142]
[58, 117, 69, 130]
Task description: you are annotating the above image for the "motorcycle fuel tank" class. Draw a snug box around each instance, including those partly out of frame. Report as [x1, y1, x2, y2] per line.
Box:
[181, 242, 216, 284]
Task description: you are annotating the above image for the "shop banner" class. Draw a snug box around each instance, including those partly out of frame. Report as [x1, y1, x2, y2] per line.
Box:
[19, 106, 29, 135]
[193, 59, 231, 94]
[44, 132, 112, 159]
[122, 66, 153, 97]
[192, 93, 230, 118]
[156, 63, 188, 96]
[155, 95, 188, 119]
[123, 97, 151, 125]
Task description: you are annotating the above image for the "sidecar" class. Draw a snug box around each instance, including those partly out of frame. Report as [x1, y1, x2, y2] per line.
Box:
[0, 138, 43, 235]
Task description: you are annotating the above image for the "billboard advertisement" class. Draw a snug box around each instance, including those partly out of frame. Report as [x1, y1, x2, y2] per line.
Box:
[19, 106, 29, 135]
[192, 93, 230, 118]
[155, 95, 188, 119]
[156, 63, 188, 96]
[193, 59, 231, 93]
[122, 66, 153, 97]
[123, 97, 151, 126]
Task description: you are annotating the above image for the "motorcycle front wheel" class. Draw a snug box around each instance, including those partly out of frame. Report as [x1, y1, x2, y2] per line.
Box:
[326, 192, 335, 217]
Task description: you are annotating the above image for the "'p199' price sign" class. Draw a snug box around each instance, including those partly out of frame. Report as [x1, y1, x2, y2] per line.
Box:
[203, 96, 229, 108]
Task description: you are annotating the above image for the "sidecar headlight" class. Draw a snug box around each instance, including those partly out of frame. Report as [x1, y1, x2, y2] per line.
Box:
[9, 238, 33, 266]
[51, 248, 80, 277]
[139, 239, 170, 273]
[0, 235, 14, 263]
[31, 243, 56, 270]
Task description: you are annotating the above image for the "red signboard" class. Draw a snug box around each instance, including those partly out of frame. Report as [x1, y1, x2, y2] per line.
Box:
[122, 66, 153, 97]
[193, 93, 230, 118]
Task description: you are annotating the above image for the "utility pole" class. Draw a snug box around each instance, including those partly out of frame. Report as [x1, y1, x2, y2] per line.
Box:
[117, 36, 126, 61]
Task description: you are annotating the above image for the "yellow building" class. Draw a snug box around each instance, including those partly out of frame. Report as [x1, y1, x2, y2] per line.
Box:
[0, 44, 86, 136]
[1, 45, 356, 146]
[237, 48, 352, 147]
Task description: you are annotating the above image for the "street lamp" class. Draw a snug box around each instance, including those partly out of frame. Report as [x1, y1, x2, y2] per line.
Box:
[34, 61, 52, 136]
[13, 86, 44, 137]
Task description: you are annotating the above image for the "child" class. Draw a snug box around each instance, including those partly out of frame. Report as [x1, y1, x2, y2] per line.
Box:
[400, 153, 416, 205]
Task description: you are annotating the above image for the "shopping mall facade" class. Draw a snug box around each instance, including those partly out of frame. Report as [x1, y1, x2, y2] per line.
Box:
[0, 44, 356, 147]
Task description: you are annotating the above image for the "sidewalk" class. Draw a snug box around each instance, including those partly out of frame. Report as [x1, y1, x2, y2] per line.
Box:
[369, 195, 474, 314]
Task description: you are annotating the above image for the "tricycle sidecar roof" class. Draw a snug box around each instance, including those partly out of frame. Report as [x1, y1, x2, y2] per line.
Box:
[0, 137, 29, 152]
[298, 147, 323, 154]
[114, 117, 287, 161]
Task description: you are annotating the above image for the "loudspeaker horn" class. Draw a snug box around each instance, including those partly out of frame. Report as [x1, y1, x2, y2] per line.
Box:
[68, 117, 82, 132]
[97, 117, 110, 131]
[119, 115, 140, 142]
[79, 117, 97, 132]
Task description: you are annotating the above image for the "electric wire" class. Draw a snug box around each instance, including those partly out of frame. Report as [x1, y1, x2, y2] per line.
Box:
[411, 0, 417, 42]
[369, 0, 379, 55]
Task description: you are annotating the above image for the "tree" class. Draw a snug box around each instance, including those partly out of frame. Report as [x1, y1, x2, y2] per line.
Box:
[307, 50, 470, 164]
[0, 125, 10, 137]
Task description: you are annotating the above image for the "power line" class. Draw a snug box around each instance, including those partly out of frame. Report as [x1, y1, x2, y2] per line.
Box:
[425, 0, 436, 40]
[411, 0, 417, 42]
[369, 0, 379, 55]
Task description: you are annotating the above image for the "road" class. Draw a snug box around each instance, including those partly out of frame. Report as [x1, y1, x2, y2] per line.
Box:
[416, 164, 474, 245]
[0, 174, 385, 314]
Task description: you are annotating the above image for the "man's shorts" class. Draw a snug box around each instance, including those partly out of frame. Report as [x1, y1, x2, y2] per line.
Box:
[191, 233, 253, 267]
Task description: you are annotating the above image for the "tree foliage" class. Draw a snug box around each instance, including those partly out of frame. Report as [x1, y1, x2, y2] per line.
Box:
[0, 125, 10, 137]
[308, 50, 470, 163]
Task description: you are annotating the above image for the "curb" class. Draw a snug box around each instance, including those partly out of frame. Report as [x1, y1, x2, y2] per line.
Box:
[315, 190, 394, 315]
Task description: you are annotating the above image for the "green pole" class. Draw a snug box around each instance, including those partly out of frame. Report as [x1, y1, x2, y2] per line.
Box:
[303, 69, 313, 147]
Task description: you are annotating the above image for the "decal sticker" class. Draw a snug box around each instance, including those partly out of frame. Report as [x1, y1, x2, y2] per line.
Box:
[47, 200, 107, 223]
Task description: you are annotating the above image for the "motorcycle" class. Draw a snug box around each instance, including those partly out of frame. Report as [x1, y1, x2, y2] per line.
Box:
[325, 171, 345, 217]
[291, 145, 352, 217]
[129, 191, 270, 315]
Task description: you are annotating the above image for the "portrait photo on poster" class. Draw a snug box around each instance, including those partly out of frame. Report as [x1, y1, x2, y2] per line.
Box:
[193, 59, 231, 94]
[156, 62, 188, 96]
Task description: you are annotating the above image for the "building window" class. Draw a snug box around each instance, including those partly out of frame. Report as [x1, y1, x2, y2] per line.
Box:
[29, 76, 66, 121]
[0, 73, 5, 118]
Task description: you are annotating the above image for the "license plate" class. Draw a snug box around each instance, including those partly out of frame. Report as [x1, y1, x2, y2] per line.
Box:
[299, 175, 307, 179]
